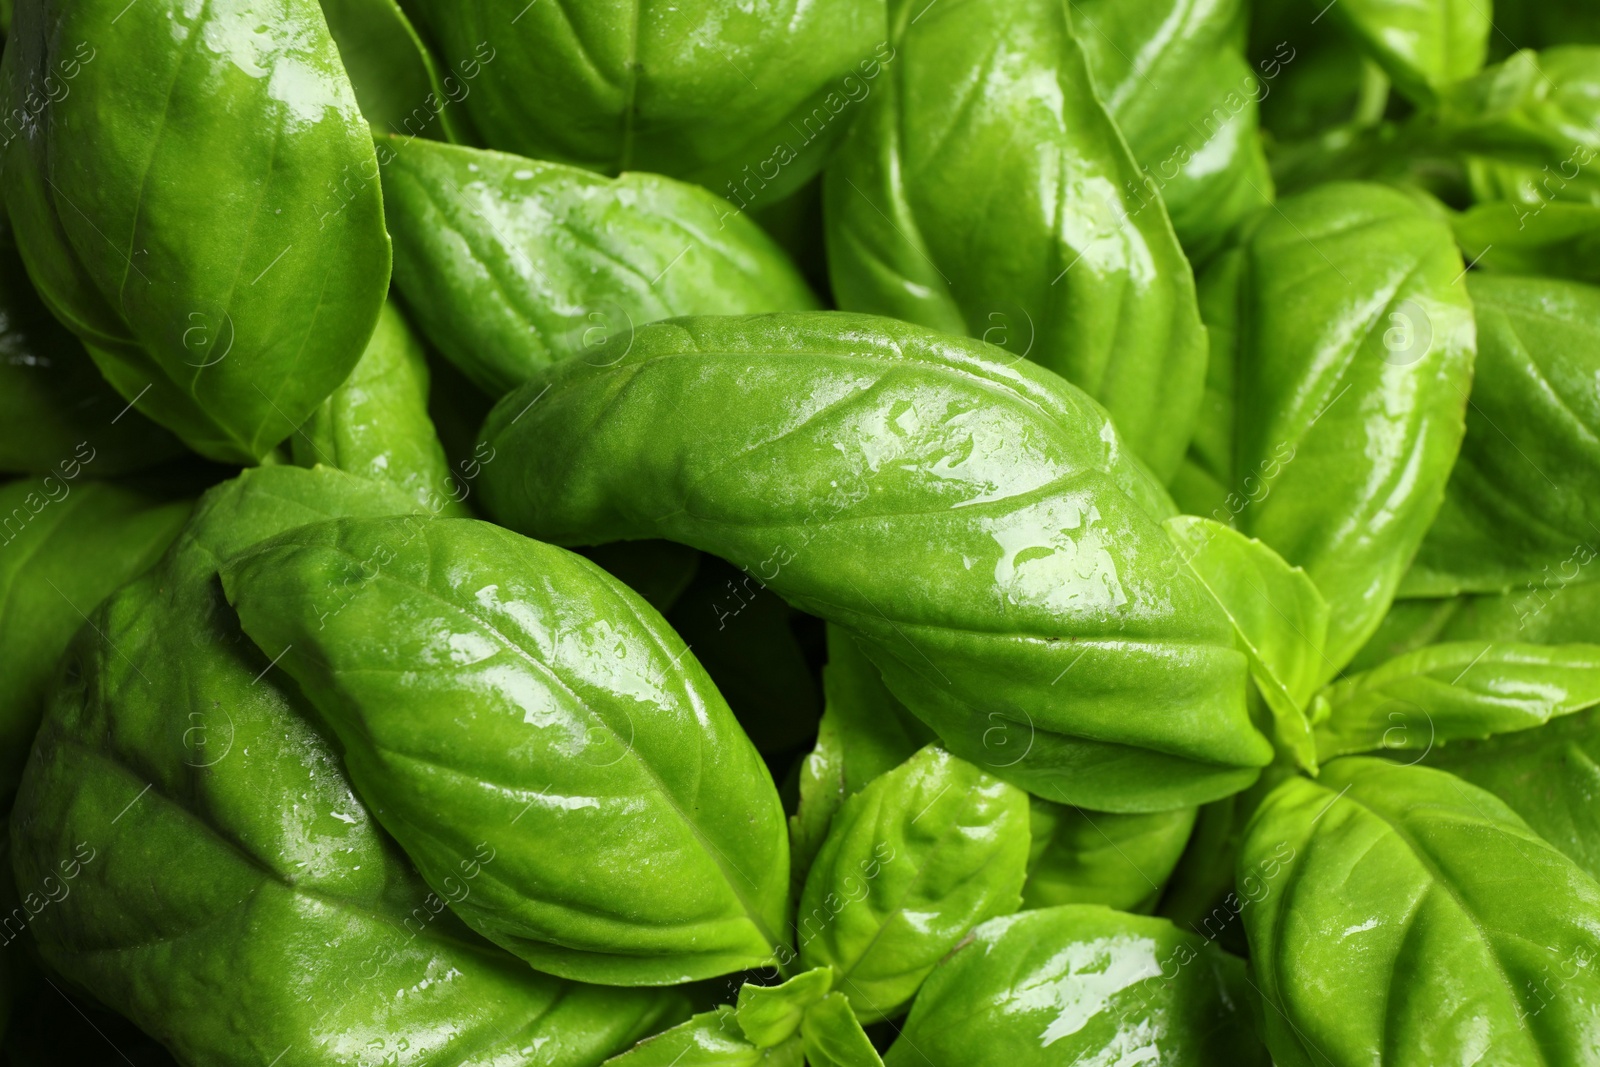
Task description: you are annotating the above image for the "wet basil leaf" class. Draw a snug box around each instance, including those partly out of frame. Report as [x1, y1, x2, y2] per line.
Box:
[799, 994, 883, 1067]
[1243, 757, 1600, 1066]
[885, 905, 1266, 1066]
[10, 466, 682, 1065]
[1023, 798, 1196, 913]
[797, 745, 1029, 1022]
[380, 135, 818, 395]
[221, 515, 792, 985]
[823, 0, 1208, 481]
[603, 1008, 801, 1067]
[0, 0, 391, 463]
[479, 313, 1274, 812]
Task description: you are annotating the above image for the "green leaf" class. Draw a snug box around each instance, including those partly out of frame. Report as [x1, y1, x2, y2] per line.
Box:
[10, 466, 682, 1065]
[317, 0, 467, 141]
[797, 745, 1029, 1022]
[397, 0, 886, 204]
[1023, 798, 1196, 913]
[1071, 0, 1274, 261]
[1405, 275, 1600, 597]
[1217, 182, 1476, 673]
[1315, 640, 1600, 759]
[1171, 248, 1244, 518]
[0, 478, 189, 799]
[0, 218, 183, 475]
[1165, 515, 1329, 768]
[885, 905, 1267, 1066]
[0, 0, 391, 463]
[604, 1008, 803, 1067]
[221, 515, 792, 985]
[790, 626, 935, 884]
[1242, 757, 1600, 1065]
[799, 994, 884, 1067]
[1452, 201, 1600, 286]
[293, 301, 467, 516]
[735, 968, 834, 1048]
[379, 135, 819, 395]
[1328, 0, 1491, 103]
[823, 0, 1208, 482]
[1353, 578, 1600, 670]
[479, 313, 1275, 812]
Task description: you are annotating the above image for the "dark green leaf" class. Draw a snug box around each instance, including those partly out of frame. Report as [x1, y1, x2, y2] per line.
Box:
[1023, 799, 1196, 913]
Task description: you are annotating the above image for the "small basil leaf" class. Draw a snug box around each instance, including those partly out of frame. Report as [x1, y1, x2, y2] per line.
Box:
[735, 968, 834, 1048]
[1072, 0, 1274, 261]
[1421, 707, 1600, 882]
[1243, 757, 1600, 1065]
[12, 467, 681, 1065]
[604, 1008, 803, 1067]
[380, 135, 818, 395]
[824, 0, 1208, 482]
[799, 994, 884, 1067]
[0, 0, 390, 463]
[790, 626, 935, 884]
[293, 301, 466, 516]
[221, 516, 792, 985]
[1328, 0, 1491, 104]
[479, 313, 1274, 812]
[798, 745, 1029, 1022]
[317, 0, 467, 141]
[1315, 641, 1600, 759]
[1452, 201, 1600, 286]
[886, 905, 1267, 1066]
[1405, 275, 1600, 597]
[399, 0, 886, 203]
[0, 478, 189, 798]
[1222, 182, 1476, 673]
[1166, 515, 1329, 768]
[1023, 798, 1196, 913]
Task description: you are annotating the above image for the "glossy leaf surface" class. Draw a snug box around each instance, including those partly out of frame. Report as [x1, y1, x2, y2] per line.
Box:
[0, 478, 189, 798]
[1406, 275, 1600, 596]
[1072, 0, 1274, 260]
[222, 516, 791, 985]
[9, 466, 681, 1065]
[478, 313, 1274, 812]
[797, 745, 1029, 1022]
[735, 968, 833, 1049]
[1218, 182, 1475, 672]
[381, 136, 818, 395]
[1023, 799, 1197, 913]
[885, 905, 1265, 1066]
[824, 0, 1207, 481]
[1242, 757, 1600, 1066]
[603, 1008, 801, 1067]
[293, 301, 464, 516]
[1329, 0, 1491, 103]
[317, 0, 466, 140]
[0, 0, 391, 462]
[1316, 641, 1600, 759]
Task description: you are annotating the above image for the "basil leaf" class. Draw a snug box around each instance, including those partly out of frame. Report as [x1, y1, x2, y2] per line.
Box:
[604, 1008, 802, 1067]
[399, 0, 886, 204]
[11, 467, 682, 1065]
[799, 994, 883, 1067]
[1243, 757, 1600, 1065]
[736, 968, 834, 1049]
[1166, 515, 1329, 768]
[380, 135, 818, 395]
[797, 745, 1029, 1022]
[317, 0, 467, 141]
[479, 313, 1274, 812]
[1023, 799, 1196, 913]
[1072, 0, 1274, 261]
[1327, 0, 1491, 104]
[0, 0, 391, 463]
[1315, 641, 1600, 759]
[0, 478, 189, 799]
[886, 905, 1267, 1066]
[824, 0, 1208, 481]
[1353, 579, 1600, 669]
[221, 515, 792, 985]
[293, 301, 466, 516]
[1406, 275, 1600, 597]
[1452, 201, 1600, 286]
[1171, 247, 1244, 518]
[1218, 182, 1476, 673]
